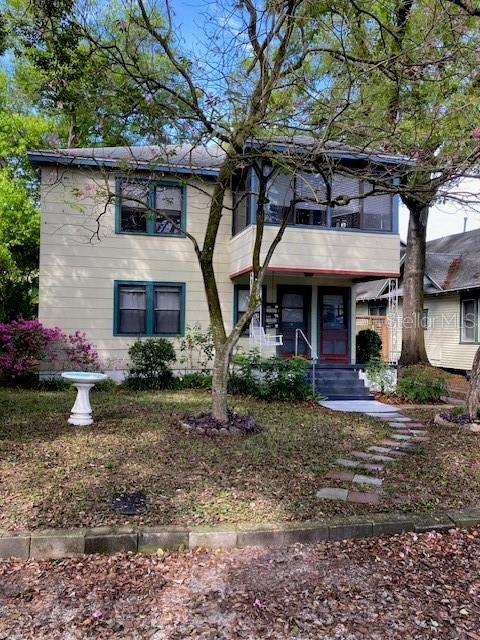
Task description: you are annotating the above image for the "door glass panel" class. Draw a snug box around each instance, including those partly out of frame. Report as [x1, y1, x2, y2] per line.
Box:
[282, 293, 304, 323]
[322, 295, 345, 329]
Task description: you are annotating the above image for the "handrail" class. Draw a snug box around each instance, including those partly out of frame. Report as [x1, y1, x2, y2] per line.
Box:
[295, 328, 318, 360]
[295, 328, 317, 396]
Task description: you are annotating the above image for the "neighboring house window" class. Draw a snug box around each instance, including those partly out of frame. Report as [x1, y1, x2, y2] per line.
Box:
[234, 285, 266, 336]
[368, 302, 387, 316]
[116, 178, 185, 236]
[115, 281, 185, 336]
[422, 308, 429, 330]
[461, 297, 478, 343]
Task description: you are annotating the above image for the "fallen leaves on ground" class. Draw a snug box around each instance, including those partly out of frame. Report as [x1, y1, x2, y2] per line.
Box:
[1, 528, 480, 639]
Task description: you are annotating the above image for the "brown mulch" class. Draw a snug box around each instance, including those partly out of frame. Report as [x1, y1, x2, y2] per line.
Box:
[1, 528, 480, 639]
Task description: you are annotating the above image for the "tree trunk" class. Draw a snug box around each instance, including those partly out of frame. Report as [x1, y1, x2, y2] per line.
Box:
[465, 346, 480, 420]
[399, 201, 430, 368]
[211, 342, 231, 422]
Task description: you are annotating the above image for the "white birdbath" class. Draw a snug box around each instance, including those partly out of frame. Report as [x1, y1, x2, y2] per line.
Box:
[61, 371, 108, 426]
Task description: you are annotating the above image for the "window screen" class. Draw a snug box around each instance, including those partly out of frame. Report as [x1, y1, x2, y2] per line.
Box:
[155, 185, 182, 234]
[462, 299, 477, 342]
[362, 182, 392, 231]
[154, 286, 182, 334]
[266, 172, 294, 224]
[331, 175, 361, 229]
[295, 172, 328, 226]
[118, 286, 147, 333]
[120, 182, 149, 232]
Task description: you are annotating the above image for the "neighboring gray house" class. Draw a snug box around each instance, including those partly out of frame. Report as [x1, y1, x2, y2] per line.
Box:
[356, 228, 480, 371]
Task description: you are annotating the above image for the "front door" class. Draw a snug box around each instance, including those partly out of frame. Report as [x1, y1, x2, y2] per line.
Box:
[318, 288, 350, 363]
[278, 286, 311, 357]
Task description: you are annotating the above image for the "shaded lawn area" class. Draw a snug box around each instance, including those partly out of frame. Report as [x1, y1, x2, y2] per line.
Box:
[0, 388, 386, 531]
[382, 407, 480, 513]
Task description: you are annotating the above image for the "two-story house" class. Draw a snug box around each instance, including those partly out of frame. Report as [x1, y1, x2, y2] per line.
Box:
[29, 141, 405, 396]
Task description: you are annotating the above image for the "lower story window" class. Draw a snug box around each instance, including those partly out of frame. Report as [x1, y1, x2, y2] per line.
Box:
[234, 285, 266, 336]
[115, 281, 185, 336]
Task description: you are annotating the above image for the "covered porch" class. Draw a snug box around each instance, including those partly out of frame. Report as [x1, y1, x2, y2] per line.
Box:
[232, 270, 358, 366]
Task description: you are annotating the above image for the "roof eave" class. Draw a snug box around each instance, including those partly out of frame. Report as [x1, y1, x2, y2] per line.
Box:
[27, 152, 221, 177]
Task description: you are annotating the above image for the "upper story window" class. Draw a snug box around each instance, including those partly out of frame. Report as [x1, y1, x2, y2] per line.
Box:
[232, 168, 252, 235]
[116, 178, 185, 236]
[115, 281, 185, 336]
[262, 170, 393, 233]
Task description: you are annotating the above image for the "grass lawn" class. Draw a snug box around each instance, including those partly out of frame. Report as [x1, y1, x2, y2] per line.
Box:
[0, 388, 386, 531]
[1, 390, 479, 532]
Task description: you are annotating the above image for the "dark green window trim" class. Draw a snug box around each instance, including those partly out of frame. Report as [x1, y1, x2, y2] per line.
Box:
[233, 284, 267, 336]
[113, 280, 186, 337]
[115, 176, 187, 237]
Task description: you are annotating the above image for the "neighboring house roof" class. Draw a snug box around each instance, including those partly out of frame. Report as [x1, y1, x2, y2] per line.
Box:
[356, 228, 480, 301]
[27, 139, 414, 176]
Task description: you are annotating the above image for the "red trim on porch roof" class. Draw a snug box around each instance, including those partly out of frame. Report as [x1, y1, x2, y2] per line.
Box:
[229, 266, 400, 279]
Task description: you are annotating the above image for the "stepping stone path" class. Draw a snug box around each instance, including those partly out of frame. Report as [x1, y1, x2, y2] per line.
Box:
[317, 409, 429, 506]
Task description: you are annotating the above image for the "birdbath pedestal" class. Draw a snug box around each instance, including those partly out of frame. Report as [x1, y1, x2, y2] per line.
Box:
[61, 371, 108, 426]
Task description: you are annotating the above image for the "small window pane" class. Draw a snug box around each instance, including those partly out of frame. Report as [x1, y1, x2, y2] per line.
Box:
[331, 175, 361, 229]
[237, 288, 250, 314]
[462, 299, 477, 342]
[120, 182, 148, 232]
[154, 286, 181, 334]
[155, 186, 183, 235]
[295, 172, 328, 225]
[363, 183, 392, 231]
[118, 286, 147, 333]
[266, 172, 294, 223]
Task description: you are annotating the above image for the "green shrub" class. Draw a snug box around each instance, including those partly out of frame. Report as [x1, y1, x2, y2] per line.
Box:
[396, 366, 447, 403]
[176, 372, 212, 389]
[124, 338, 176, 390]
[365, 358, 395, 393]
[356, 329, 382, 364]
[38, 376, 71, 391]
[178, 323, 214, 371]
[229, 350, 312, 400]
[92, 378, 118, 392]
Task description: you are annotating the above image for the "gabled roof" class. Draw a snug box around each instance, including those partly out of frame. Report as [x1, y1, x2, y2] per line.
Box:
[27, 139, 414, 176]
[356, 228, 480, 301]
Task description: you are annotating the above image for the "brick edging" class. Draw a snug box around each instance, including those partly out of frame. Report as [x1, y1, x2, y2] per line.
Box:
[2, 508, 480, 560]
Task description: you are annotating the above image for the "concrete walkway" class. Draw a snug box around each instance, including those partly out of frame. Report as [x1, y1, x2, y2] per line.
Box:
[320, 400, 395, 413]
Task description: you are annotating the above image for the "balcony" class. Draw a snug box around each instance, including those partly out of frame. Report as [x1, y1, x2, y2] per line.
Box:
[230, 224, 400, 279]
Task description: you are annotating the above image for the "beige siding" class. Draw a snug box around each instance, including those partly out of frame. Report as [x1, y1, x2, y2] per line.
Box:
[39, 167, 233, 370]
[231, 226, 400, 277]
[355, 294, 479, 370]
[39, 165, 398, 371]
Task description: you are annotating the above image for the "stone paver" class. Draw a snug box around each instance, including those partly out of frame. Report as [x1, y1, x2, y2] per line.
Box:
[335, 459, 384, 472]
[368, 446, 405, 457]
[352, 474, 383, 486]
[347, 490, 381, 505]
[351, 451, 395, 463]
[316, 487, 349, 501]
[380, 439, 418, 450]
[324, 469, 355, 482]
[317, 406, 427, 507]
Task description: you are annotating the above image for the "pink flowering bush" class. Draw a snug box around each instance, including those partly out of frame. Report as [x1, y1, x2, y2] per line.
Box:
[64, 330, 100, 369]
[0, 319, 100, 384]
